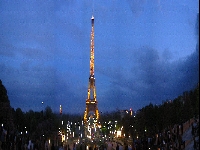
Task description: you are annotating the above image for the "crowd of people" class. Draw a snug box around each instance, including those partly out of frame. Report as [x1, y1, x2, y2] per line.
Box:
[132, 117, 199, 150]
[0, 117, 199, 150]
[192, 119, 199, 150]
[0, 126, 53, 150]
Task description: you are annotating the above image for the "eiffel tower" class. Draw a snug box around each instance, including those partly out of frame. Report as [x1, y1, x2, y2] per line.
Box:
[83, 15, 100, 127]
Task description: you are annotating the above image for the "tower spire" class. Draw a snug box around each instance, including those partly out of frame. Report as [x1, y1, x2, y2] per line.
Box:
[89, 15, 95, 81]
[92, 0, 94, 16]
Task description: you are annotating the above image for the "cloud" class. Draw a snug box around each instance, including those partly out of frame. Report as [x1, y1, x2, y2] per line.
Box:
[1, 61, 86, 113]
[3, 44, 197, 114]
[126, 0, 146, 16]
[97, 45, 199, 112]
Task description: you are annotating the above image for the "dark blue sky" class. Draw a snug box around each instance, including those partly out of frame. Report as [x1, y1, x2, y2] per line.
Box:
[0, 1, 199, 114]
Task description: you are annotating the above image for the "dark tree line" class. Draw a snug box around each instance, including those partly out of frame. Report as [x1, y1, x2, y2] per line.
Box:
[11, 106, 83, 140]
[120, 84, 199, 139]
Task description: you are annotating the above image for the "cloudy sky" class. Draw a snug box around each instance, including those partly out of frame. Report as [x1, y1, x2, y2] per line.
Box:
[0, 0, 199, 114]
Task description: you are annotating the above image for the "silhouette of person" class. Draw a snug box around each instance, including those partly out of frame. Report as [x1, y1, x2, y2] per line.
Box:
[116, 144, 119, 150]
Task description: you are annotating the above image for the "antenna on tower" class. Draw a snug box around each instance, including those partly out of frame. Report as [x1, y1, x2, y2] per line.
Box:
[92, 0, 94, 15]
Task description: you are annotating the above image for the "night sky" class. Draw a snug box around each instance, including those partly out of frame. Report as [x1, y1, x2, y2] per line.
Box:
[0, 1, 199, 114]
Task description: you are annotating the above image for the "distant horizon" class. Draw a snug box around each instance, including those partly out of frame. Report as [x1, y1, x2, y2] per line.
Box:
[5, 81, 198, 115]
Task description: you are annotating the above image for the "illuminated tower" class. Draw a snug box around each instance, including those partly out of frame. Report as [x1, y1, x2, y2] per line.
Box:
[84, 15, 99, 124]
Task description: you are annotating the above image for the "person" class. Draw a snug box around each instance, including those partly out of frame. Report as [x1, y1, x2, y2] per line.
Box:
[27, 139, 32, 150]
[59, 144, 64, 150]
[45, 140, 49, 150]
[67, 144, 70, 150]
[0, 128, 6, 149]
[107, 142, 113, 150]
[73, 143, 76, 150]
[51, 142, 55, 150]
[64, 144, 68, 150]
[124, 142, 128, 150]
[99, 144, 104, 150]
[132, 141, 135, 150]
[94, 145, 97, 150]
[116, 143, 119, 150]
[89, 145, 92, 150]
[79, 143, 82, 150]
[193, 136, 196, 149]
[18, 138, 22, 150]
